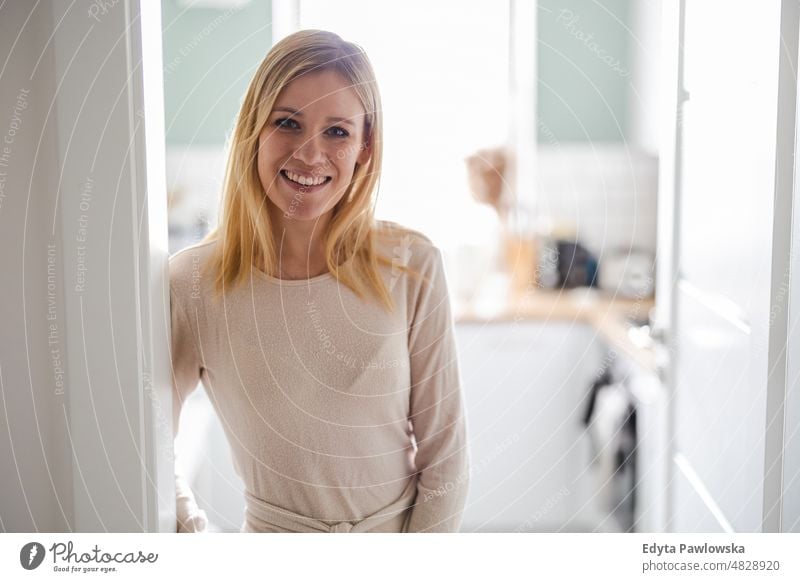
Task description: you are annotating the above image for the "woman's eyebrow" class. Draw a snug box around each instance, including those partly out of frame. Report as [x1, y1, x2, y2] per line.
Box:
[272, 106, 356, 127]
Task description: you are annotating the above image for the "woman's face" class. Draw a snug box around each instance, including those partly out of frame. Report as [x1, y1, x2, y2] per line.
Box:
[257, 69, 371, 223]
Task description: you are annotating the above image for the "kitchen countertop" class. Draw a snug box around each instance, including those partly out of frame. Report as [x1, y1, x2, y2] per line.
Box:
[454, 287, 657, 373]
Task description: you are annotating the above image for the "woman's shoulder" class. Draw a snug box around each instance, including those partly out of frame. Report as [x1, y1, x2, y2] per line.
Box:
[168, 238, 219, 297]
[373, 220, 442, 269]
[373, 219, 432, 243]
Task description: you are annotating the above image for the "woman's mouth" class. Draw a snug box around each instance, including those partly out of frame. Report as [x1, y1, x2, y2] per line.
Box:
[279, 170, 332, 193]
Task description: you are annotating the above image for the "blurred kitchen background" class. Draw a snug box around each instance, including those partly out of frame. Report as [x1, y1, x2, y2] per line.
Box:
[162, 0, 631, 532]
[3, 0, 799, 534]
[162, 0, 799, 533]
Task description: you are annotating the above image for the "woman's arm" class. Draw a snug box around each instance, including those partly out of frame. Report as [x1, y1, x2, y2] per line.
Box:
[405, 246, 470, 532]
[169, 279, 208, 533]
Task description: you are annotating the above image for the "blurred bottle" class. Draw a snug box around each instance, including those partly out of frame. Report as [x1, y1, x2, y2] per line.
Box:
[536, 236, 560, 289]
[534, 214, 560, 290]
[501, 204, 537, 298]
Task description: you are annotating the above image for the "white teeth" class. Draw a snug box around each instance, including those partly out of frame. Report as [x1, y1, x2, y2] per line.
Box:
[285, 171, 327, 186]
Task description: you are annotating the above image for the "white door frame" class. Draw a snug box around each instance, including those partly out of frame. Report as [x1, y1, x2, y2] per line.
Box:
[272, 0, 300, 43]
[770, 0, 800, 533]
[653, 0, 686, 533]
[50, 0, 172, 531]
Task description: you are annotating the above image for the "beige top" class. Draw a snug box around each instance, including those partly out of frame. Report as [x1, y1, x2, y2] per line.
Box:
[169, 221, 470, 533]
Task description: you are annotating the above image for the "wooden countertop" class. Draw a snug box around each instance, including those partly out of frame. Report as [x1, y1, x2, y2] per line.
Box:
[455, 287, 657, 373]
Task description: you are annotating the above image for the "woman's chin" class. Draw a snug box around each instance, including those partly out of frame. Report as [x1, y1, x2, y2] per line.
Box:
[265, 190, 344, 223]
[279, 205, 333, 223]
[272, 196, 344, 223]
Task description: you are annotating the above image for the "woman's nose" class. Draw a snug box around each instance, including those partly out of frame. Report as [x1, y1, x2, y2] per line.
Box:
[293, 132, 327, 166]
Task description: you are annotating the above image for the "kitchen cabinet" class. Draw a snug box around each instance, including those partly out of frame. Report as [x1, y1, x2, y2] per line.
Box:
[455, 321, 611, 531]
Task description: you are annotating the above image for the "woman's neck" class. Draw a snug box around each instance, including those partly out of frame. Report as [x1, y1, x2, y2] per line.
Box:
[268, 205, 331, 279]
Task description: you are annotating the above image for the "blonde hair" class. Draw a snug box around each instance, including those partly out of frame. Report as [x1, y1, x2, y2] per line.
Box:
[201, 29, 407, 310]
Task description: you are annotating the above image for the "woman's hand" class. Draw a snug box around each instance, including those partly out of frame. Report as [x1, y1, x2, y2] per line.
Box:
[176, 472, 209, 533]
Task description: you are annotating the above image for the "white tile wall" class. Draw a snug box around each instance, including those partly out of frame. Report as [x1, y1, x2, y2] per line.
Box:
[536, 144, 659, 264]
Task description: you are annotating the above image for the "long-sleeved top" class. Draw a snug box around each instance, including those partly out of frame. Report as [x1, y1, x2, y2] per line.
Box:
[169, 221, 470, 533]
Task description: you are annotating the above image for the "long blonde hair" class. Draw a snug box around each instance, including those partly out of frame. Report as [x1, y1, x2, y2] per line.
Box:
[201, 29, 404, 310]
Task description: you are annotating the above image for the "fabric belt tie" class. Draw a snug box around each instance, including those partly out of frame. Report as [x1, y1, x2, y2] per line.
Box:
[243, 476, 418, 533]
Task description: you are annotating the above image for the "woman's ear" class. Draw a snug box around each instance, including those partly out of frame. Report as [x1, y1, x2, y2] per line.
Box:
[357, 138, 372, 166]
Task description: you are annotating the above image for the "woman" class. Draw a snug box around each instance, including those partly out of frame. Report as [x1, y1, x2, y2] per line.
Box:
[169, 29, 470, 533]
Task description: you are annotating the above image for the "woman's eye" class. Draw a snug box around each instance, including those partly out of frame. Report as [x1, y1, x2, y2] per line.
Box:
[273, 119, 347, 137]
[327, 126, 349, 138]
[275, 118, 299, 130]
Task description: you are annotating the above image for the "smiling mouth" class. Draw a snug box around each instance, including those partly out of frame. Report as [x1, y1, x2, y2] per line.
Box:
[279, 170, 332, 188]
